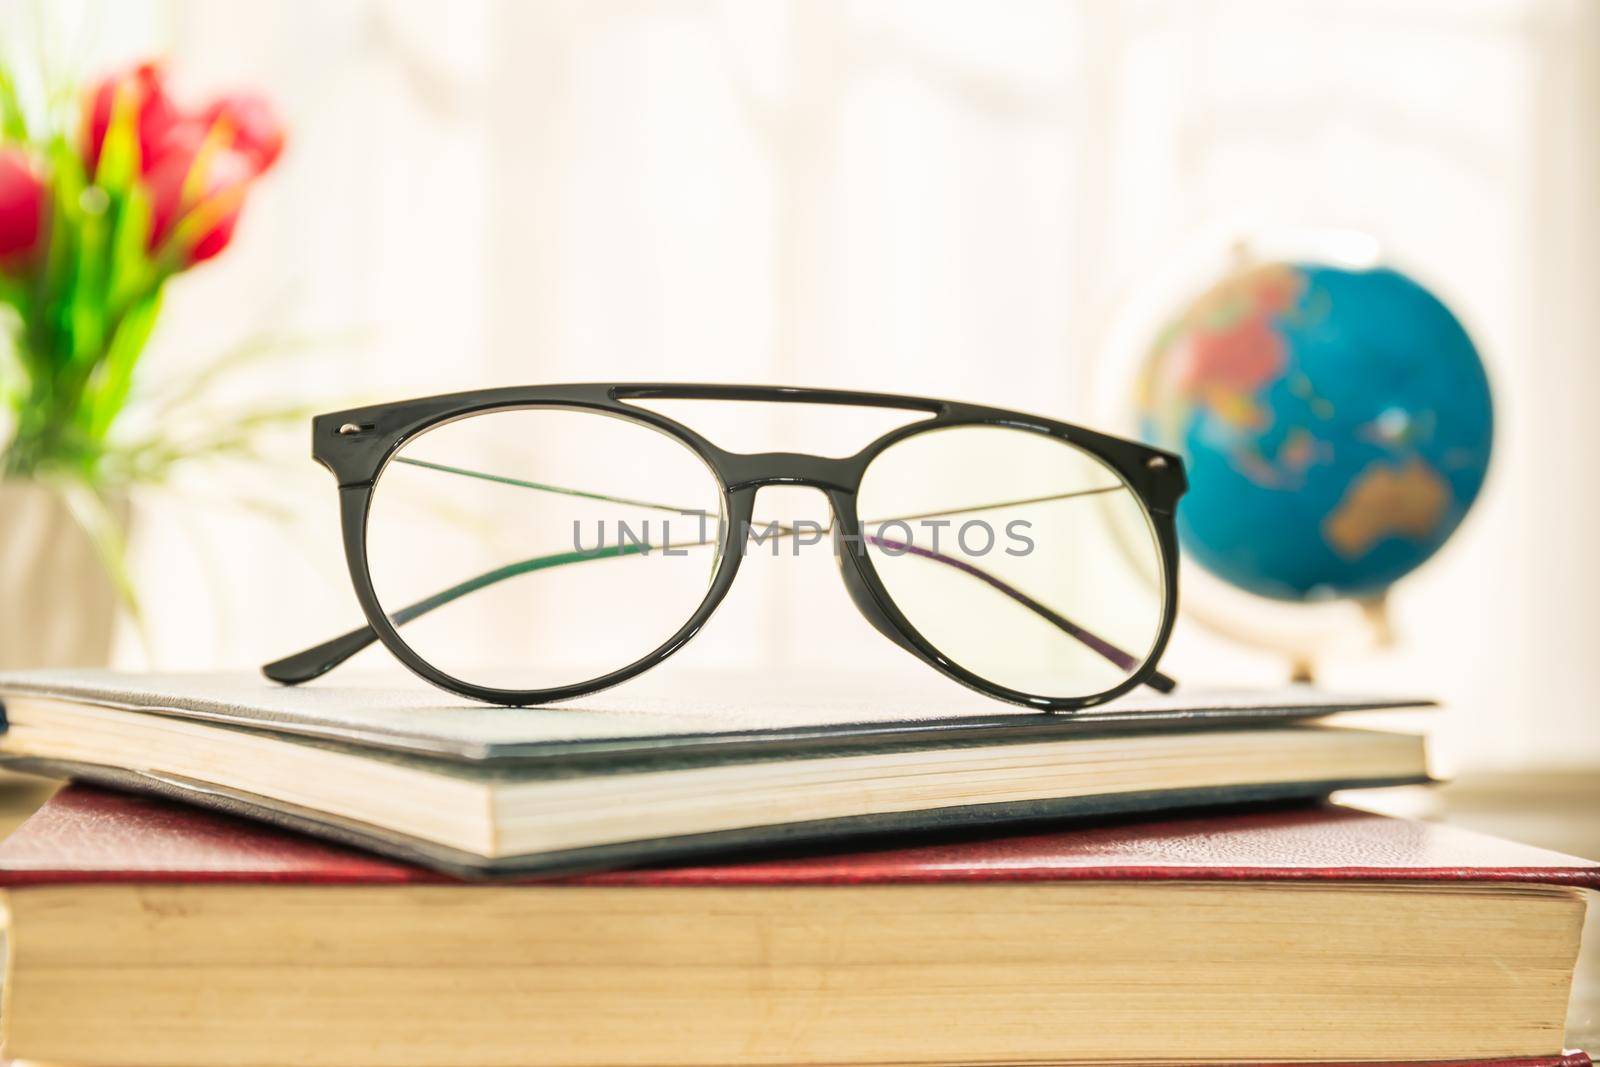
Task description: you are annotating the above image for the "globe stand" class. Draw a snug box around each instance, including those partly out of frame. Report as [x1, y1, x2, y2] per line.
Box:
[1358, 593, 1395, 648]
[1176, 560, 1404, 687]
[1283, 594, 1391, 684]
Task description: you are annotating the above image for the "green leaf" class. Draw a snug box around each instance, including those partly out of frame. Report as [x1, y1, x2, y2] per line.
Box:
[53, 134, 111, 373]
[106, 184, 155, 311]
[93, 83, 142, 193]
[39, 138, 86, 320]
[0, 65, 29, 142]
[0, 275, 28, 314]
[82, 288, 161, 444]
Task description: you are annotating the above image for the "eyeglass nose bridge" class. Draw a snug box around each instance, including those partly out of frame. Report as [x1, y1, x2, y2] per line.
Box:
[716, 450, 864, 495]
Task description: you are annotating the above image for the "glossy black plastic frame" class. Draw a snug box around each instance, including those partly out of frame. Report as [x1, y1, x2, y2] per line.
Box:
[264, 384, 1187, 711]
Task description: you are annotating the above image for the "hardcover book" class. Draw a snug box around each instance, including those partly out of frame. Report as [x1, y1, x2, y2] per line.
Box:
[0, 667, 1432, 873]
[0, 784, 1594, 1067]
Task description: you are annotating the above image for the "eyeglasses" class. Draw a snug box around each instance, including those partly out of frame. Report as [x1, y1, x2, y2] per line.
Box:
[264, 384, 1185, 710]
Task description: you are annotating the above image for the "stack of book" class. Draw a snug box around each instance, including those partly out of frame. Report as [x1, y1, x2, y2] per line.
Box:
[0, 668, 1593, 1066]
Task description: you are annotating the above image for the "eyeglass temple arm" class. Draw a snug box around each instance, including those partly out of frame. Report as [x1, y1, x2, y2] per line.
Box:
[262, 542, 651, 686]
[264, 535, 1174, 693]
[863, 536, 1175, 693]
[262, 625, 380, 686]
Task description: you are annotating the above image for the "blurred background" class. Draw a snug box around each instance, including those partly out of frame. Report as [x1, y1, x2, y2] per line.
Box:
[4, 0, 1600, 773]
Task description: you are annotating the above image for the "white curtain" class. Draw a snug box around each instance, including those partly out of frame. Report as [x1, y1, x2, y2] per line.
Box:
[23, 0, 1599, 768]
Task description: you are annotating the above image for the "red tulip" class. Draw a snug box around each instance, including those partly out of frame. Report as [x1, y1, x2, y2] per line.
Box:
[0, 150, 45, 264]
[84, 62, 180, 176]
[200, 94, 285, 174]
[145, 126, 255, 265]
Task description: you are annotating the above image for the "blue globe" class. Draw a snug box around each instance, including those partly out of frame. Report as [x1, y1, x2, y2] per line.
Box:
[1135, 261, 1493, 602]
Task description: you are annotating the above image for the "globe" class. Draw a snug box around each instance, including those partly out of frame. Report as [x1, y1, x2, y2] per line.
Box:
[1135, 260, 1493, 603]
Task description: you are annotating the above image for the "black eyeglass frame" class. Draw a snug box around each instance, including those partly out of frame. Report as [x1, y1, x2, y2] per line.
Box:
[266, 383, 1186, 711]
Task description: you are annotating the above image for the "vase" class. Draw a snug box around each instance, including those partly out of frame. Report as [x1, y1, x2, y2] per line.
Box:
[0, 482, 128, 671]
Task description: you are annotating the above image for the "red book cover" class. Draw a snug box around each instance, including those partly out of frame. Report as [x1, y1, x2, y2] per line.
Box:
[1, 782, 1597, 891]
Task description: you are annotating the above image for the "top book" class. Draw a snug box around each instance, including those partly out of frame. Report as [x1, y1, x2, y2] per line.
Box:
[0, 667, 1432, 874]
[0, 666, 1430, 759]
